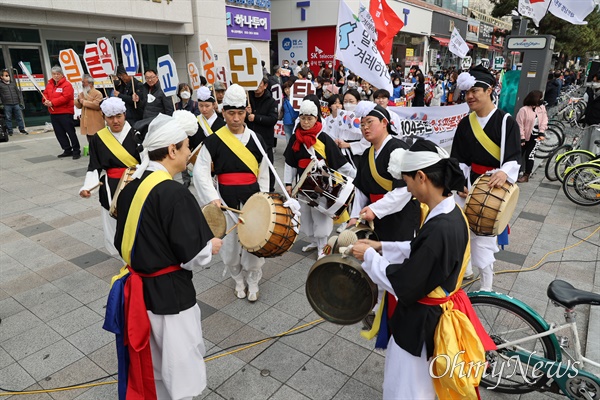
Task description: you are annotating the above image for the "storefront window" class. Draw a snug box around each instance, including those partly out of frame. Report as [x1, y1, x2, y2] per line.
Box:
[141, 44, 169, 72]
[46, 40, 86, 69]
[0, 27, 40, 43]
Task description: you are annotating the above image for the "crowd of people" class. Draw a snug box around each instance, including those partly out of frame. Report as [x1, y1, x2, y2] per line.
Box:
[1, 53, 592, 399]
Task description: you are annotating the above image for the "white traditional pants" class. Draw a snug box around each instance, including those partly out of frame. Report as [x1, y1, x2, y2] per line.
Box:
[383, 339, 435, 400]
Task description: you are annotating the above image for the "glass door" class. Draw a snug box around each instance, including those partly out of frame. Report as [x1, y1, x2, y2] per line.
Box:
[6, 46, 49, 127]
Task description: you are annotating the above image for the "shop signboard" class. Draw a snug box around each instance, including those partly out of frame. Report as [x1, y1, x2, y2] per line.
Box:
[466, 19, 480, 43]
[225, 6, 271, 41]
[278, 30, 307, 67]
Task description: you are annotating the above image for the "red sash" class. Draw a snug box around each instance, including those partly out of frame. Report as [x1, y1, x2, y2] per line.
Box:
[369, 193, 384, 203]
[107, 167, 127, 179]
[470, 163, 494, 175]
[298, 158, 312, 169]
[417, 289, 497, 351]
[123, 264, 182, 400]
[217, 172, 257, 185]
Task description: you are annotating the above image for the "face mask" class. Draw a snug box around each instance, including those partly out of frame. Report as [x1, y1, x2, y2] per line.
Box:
[307, 75, 313, 80]
[1, 76, 9, 82]
[592, 82, 600, 89]
[180, 91, 191, 100]
[344, 103, 356, 112]
[323, 92, 332, 99]
[348, 81, 356, 88]
[328, 64, 333, 68]
[394, 80, 400, 85]
[284, 63, 289, 67]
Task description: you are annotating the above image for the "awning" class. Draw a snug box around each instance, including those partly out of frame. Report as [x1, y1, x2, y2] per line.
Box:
[432, 36, 450, 47]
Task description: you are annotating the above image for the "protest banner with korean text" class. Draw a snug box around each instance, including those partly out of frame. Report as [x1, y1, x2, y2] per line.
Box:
[97, 37, 116, 76]
[227, 43, 262, 91]
[120, 34, 139, 76]
[289, 79, 316, 111]
[58, 49, 84, 86]
[271, 83, 283, 113]
[188, 62, 202, 91]
[216, 66, 229, 88]
[199, 40, 217, 85]
[83, 44, 108, 81]
[157, 55, 179, 97]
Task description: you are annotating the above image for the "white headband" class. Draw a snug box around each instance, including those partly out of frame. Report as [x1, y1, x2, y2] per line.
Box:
[387, 146, 450, 179]
[100, 97, 126, 117]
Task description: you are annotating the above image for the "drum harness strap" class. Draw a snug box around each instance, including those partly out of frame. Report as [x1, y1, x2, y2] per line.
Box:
[214, 126, 259, 176]
[468, 112, 509, 182]
[97, 127, 139, 167]
[368, 146, 393, 192]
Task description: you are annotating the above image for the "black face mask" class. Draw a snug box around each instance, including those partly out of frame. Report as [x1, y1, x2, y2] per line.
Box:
[114, 79, 122, 86]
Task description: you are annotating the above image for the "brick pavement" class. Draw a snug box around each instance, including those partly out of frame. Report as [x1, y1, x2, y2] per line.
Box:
[0, 129, 598, 399]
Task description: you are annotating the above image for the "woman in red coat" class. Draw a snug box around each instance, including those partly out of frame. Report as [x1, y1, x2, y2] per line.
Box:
[43, 66, 81, 159]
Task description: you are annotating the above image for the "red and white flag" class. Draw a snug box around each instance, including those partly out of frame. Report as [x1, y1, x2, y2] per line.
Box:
[518, 0, 550, 27]
[369, 0, 404, 62]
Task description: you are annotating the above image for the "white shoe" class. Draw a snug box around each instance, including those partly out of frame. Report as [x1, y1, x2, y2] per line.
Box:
[336, 223, 347, 233]
[302, 243, 317, 252]
[235, 289, 246, 299]
[247, 291, 258, 302]
[317, 252, 326, 260]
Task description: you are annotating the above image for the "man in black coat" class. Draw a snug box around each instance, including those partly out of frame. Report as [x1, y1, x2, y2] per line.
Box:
[114, 65, 146, 125]
[246, 77, 278, 191]
[544, 72, 561, 107]
[142, 69, 174, 119]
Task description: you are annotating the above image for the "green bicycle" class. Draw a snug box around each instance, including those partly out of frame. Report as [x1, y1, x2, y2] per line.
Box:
[469, 281, 600, 398]
[562, 161, 600, 206]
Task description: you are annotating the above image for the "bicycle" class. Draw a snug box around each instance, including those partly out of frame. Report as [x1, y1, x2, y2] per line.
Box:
[562, 161, 600, 206]
[469, 280, 600, 399]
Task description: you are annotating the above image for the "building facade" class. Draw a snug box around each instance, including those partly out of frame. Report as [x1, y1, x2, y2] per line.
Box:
[0, 0, 272, 124]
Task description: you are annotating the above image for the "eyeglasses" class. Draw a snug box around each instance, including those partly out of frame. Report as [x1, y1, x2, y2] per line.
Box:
[360, 118, 379, 129]
[145, 75, 158, 81]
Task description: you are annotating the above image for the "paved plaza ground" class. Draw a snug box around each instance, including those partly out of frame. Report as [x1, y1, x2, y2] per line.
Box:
[0, 128, 598, 399]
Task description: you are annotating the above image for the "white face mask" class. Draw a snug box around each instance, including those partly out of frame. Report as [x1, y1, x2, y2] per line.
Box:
[307, 74, 313, 80]
[180, 91, 191, 100]
[394, 80, 400, 85]
[1, 76, 9, 83]
[347, 81, 356, 88]
[284, 63, 289, 68]
[344, 103, 356, 112]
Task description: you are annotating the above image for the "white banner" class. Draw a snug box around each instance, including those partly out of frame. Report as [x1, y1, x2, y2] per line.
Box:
[97, 37, 116, 76]
[83, 44, 108, 80]
[271, 83, 283, 113]
[548, 0, 595, 25]
[199, 40, 217, 85]
[449, 28, 469, 59]
[518, 0, 551, 26]
[187, 62, 202, 91]
[335, 0, 393, 93]
[388, 103, 470, 149]
[358, 1, 377, 43]
[58, 49, 84, 85]
[120, 34, 139, 76]
[278, 30, 307, 67]
[18, 61, 43, 93]
[157, 55, 179, 97]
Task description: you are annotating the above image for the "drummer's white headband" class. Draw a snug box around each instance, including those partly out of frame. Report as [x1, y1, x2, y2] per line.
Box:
[388, 146, 450, 180]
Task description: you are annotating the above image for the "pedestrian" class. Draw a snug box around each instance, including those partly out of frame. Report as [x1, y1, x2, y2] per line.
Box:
[516, 90, 548, 183]
[74, 74, 104, 143]
[544, 72, 561, 107]
[175, 83, 199, 115]
[106, 110, 221, 400]
[430, 76, 443, 107]
[281, 81, 299, 143]
[0, 68, 27, 135]
[43, 66, 81, 159]
[412, 73, 426, 107]
[372, 89, 402, 135]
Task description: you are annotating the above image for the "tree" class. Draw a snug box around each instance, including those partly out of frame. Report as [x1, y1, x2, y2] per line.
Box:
[488, 0, 600, 65]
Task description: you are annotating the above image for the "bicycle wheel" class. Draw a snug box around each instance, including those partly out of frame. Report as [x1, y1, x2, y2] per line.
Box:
[562, 163, 600, 206]
[555, 150, 596, 183]
[545, 145, 573, 181]
[535, 128, 564, 157]
[469, 295, 558, 394]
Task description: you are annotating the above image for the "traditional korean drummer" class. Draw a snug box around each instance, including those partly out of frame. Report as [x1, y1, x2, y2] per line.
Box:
[192, 84, 270, 302]
[284, 99, 356, 259]
[450, 65, 521, 291]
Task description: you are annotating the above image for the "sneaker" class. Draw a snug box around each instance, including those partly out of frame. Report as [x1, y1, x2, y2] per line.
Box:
[8, 131, 13, 136]
[302, 243, 317, 252]
[247, 291, 259, 302]
[336, 223, 347, 233]
[19, 129, 28, 135]
[57, 151, 73, 158]
[72, 153, 81, 160]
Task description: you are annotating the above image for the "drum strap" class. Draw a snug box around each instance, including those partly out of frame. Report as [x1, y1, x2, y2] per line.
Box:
[368, 146, 392, 192]
[121, 170, 172, 266]
[198, 115, 213, 137]
[214, 126, 259, 176]
[97, 127, 138, 167]
[469, 112, 500, 161]
[306, 140, 327, 160]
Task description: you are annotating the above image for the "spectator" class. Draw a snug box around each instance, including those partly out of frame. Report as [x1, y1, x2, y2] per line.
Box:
[430, 76, 443, 107]
[175, 83, 199, 115]
[322, 83, 339, 100]
[214, 81, 226, 114]
[0, 68, 27, 135]
[335, 65, 346, 88]
[43, 66, 81, 159]
[372, 89, 402, 135]
[114, 64, 145, 125]
[544, 72, 561, 107]
[390, 73, 403, 101]
[516, 90, 547, 183]
[281, 81, 299, 143]
[412, 73, 426, 107]
[315, 76, 325, 99]
[294, 60, 304, 76]
[74, 74, 104, 142]
[261, 60, 268, 77]
[359, 79, 374, 102]
[281, 60, 293, 85]
[142, 68, 174, 119]
[268, 65, 282, 89]
[583, 73, 600, 125]
[446, 72, 458, 105]
[246, 77, 278, 191]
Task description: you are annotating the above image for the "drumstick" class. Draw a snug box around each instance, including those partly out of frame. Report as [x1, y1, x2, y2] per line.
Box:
[224, 216, 245, 236]
[88, 182, 104, 193]
[220, 206, 243, 214]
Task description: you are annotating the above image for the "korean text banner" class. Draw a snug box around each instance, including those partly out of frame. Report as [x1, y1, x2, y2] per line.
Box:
[388, 103, 470, 149]
[226, 6, 271, 41]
